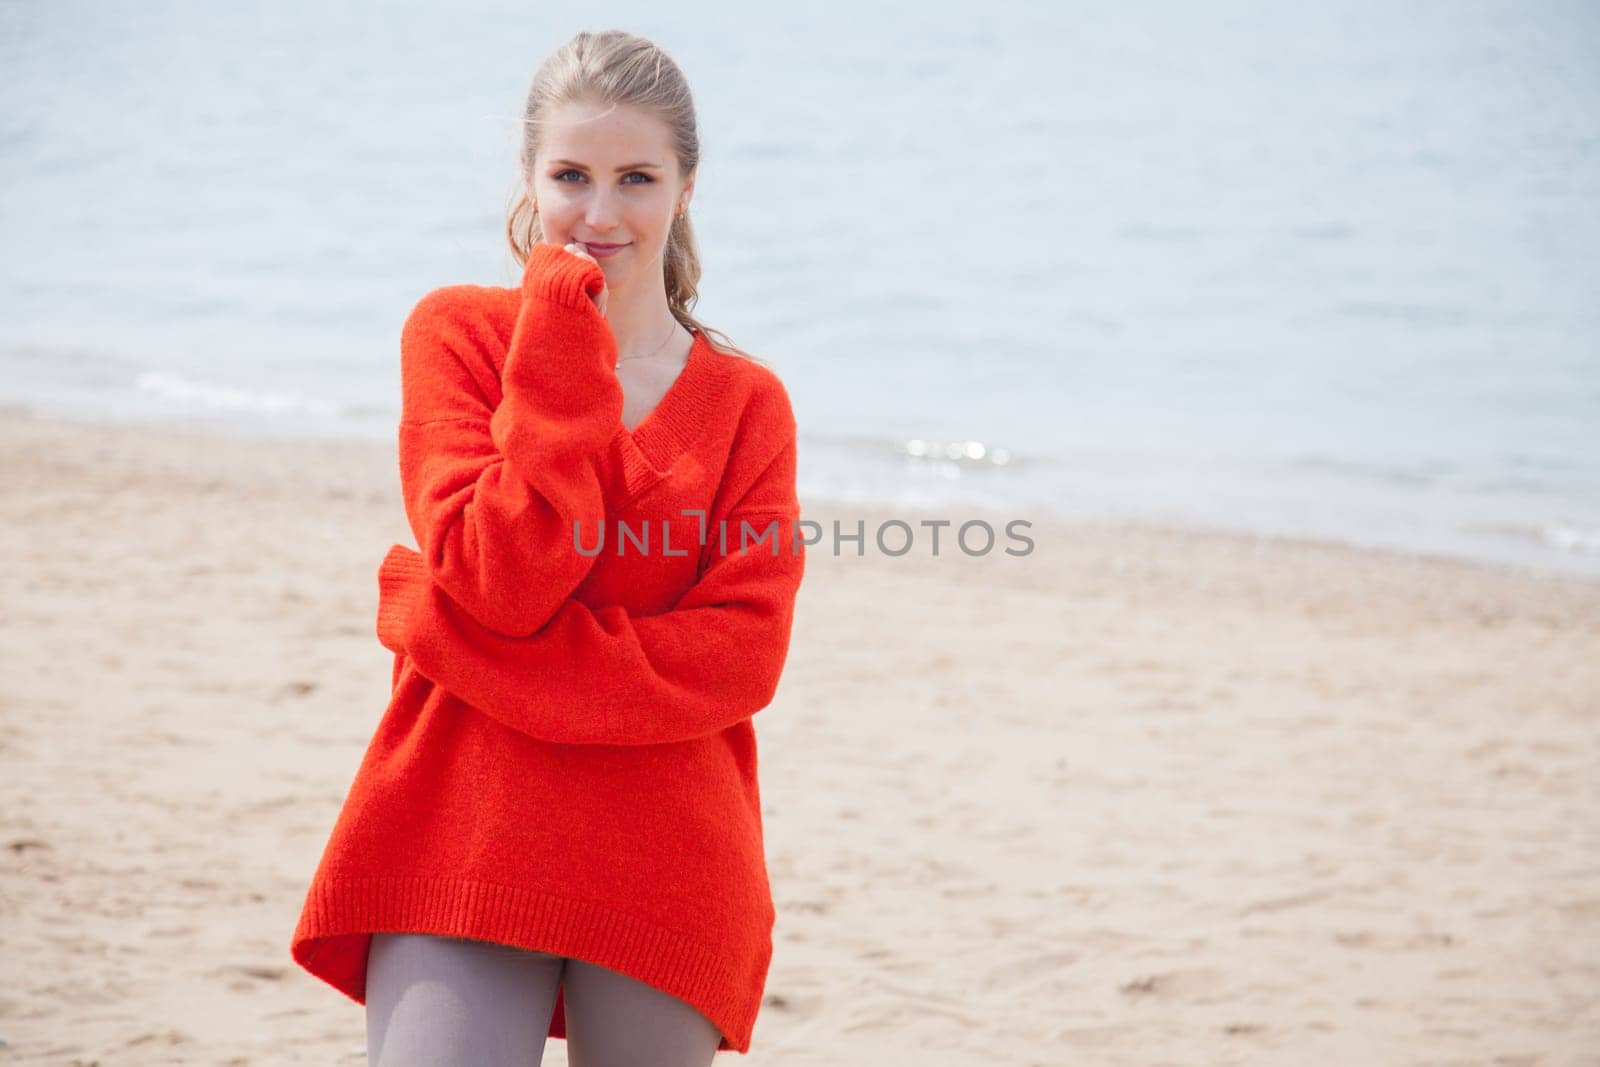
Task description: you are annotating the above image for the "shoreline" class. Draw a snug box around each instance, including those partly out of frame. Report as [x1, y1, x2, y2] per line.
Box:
[5, 400, 1595, 587]
[4, 405, 1597, 1062]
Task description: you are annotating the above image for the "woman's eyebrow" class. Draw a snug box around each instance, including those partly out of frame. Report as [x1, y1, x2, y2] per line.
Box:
[550, 159, 664, 171]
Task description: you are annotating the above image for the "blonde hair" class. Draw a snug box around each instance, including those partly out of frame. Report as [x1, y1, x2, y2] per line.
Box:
[505, 29, 762, 364]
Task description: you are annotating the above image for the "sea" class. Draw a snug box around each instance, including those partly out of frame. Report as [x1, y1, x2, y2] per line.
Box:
[3, 1, 1597, 577]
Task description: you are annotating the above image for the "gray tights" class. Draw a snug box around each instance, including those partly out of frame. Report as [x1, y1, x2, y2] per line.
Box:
[365, 932, 725, 1066]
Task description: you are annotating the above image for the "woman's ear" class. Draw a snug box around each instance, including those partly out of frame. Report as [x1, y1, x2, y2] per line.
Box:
[679, 168, 696, 214]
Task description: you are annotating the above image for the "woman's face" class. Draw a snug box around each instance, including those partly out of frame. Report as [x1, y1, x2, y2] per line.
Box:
[529, 98, 693, 291]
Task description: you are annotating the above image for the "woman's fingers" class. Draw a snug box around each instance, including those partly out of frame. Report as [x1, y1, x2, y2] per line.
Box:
[563, 242, 608, 316]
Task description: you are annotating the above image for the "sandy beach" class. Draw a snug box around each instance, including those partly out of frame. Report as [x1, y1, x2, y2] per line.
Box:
[2, 403, 1597, 1065]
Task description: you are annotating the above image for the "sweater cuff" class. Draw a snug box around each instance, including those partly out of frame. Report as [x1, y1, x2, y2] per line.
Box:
[521, 241, 606, 312]
[376, 543, 430, 653]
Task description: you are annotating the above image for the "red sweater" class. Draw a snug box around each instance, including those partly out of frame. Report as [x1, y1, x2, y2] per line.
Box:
[289, 243, 806, 1054]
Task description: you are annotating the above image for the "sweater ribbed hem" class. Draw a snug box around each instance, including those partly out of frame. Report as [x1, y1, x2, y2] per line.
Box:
[522, 242, 606, 311]
[290, 873, 763, 1054]
[375, 545, 428, 652]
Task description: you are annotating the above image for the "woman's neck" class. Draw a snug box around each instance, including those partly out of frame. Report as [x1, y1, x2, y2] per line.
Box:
[604, 282, 683, 363]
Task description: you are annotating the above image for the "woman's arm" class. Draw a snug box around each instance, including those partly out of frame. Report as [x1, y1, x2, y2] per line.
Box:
[399, 243, 634, 637]
[376, 429, 806, 747]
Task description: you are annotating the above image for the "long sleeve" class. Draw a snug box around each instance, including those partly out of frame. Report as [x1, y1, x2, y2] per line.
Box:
[397, 242, 630, 637]
[375, 421, 806, 747]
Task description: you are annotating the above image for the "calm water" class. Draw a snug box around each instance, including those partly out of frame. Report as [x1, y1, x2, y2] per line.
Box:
[3, 2, 1597, 576]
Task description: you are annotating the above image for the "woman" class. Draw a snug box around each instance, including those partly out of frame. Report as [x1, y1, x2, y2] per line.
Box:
[289, 29, 806, 1066]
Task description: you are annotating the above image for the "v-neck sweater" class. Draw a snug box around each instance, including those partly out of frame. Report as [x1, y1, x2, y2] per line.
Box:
[288, 242, 806, 1054]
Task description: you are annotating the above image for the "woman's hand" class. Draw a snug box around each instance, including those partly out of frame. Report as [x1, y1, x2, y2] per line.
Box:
[562, 242, 608, 317]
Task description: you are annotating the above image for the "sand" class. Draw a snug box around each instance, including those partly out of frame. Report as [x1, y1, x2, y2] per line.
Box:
[2, 404, 1597, 1065]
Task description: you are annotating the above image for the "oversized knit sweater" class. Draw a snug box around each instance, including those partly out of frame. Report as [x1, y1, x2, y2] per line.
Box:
[288, 242, 806, 1054]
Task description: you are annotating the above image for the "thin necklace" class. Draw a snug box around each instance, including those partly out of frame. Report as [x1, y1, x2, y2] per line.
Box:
[615, 319, 681, 371]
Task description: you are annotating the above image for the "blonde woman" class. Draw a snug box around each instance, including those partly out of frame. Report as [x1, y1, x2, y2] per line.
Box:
[290, 29, 806, 1066]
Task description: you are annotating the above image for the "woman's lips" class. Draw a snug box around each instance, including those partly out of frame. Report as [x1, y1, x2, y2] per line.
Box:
[581, 241, 628, 259]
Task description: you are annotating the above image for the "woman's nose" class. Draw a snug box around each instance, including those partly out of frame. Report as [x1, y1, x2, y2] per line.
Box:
[584, 188, 621, 230]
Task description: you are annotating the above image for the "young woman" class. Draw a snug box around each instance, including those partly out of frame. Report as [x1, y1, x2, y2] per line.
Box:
[289, 30, 807, 1066]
